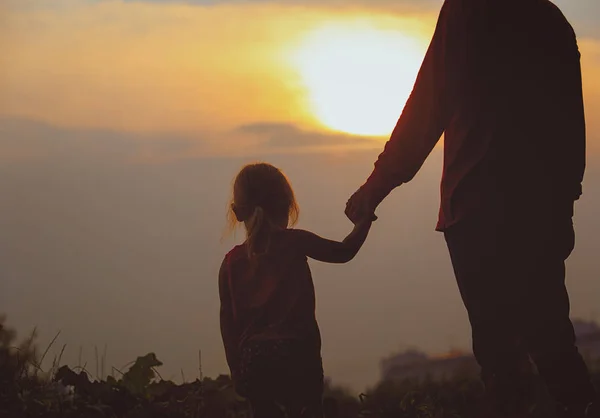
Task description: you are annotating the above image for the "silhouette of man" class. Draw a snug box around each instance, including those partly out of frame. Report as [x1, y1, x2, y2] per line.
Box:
[346, 1, 598, 417]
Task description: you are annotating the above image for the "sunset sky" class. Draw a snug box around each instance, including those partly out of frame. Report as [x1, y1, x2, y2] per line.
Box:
[1, 0, 600, 391]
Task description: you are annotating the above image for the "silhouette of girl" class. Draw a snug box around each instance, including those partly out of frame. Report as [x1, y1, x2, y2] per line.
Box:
[220, 162, 375, 418]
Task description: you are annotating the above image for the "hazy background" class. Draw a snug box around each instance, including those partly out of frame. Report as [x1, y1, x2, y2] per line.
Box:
[1, 0, 599, 392]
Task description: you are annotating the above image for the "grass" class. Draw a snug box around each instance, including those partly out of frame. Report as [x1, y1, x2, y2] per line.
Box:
[1, 316, 598, 418]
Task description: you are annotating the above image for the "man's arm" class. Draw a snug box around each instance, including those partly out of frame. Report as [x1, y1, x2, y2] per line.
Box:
[363, 0, 466, 207]
[218, 258, 239, 378]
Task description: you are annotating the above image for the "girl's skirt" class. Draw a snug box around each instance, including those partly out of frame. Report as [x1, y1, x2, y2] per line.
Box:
[236, 338, 324, 417]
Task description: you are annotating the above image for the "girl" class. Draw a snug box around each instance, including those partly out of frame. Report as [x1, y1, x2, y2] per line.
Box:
[219, 162, 376, 418]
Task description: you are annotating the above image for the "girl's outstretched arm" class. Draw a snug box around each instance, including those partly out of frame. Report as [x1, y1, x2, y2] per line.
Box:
[290, 218, 374, 264]
[218, 258, 239, 378]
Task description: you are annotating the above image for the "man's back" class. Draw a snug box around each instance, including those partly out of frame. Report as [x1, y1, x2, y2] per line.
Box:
[444, 0, 585, 224]
[364, 0, 586, 230]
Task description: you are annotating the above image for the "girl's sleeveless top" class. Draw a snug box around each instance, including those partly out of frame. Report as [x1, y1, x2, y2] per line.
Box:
[224, 241, 321, 353]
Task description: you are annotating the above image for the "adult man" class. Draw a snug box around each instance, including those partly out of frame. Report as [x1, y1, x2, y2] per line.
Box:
[345, 0, 598, 417]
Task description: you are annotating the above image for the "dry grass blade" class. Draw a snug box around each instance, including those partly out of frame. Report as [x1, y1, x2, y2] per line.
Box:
[95, 345, 99, 381]
[72, 363, 92, 377]
[57, 344, 67, 369]
[50, 344, 67, 377]
[37, 330, 61, 376]
[112, 366, 125, 377]
[28, 359, 44, 374]
[28, 327, 38, 345]
[198, 349, 202, 381]
[121, 360, 135, 370]
[101, 344, 107, 380]
[152, 367, 164, 381]
[51, 355, 57, 375]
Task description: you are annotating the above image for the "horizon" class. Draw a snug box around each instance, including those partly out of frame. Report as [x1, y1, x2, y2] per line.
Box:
[2, 0, 600, 392]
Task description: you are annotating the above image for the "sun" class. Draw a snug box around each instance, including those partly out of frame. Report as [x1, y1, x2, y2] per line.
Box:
[290, 23, 426, 137]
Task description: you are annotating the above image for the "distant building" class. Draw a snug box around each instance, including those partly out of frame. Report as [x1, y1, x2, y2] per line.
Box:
[380, 348, 478, 383]
[381, 319, 600, 383]
[573, 319, 600, 363]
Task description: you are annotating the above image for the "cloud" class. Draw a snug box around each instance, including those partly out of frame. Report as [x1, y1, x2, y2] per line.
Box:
[0, 118, 205, 164]
[236, 122, 376, 148]
[0, 118, 380, 166]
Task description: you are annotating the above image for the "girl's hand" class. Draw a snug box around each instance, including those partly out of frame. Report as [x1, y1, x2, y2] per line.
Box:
[354, 212, 378, 226]
[346, 185, 378, 224]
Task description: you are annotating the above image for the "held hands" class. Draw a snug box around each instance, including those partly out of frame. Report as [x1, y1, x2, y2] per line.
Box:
[345, 186, 378, 225]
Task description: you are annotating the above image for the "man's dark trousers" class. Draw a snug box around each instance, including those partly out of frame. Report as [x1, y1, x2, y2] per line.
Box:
[444, 202, 596, 412]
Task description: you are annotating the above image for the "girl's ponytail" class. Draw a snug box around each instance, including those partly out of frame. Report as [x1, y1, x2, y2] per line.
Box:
[246, 206, 269, 260]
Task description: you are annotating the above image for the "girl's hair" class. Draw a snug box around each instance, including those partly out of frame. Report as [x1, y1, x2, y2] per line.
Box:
[226, 162, 299, 259]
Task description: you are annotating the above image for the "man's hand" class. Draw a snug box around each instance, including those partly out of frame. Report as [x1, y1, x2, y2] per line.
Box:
[345, 186, 377, 224]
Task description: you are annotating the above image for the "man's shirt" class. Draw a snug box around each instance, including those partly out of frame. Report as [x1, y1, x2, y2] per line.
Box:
[364, 0, 585, 231]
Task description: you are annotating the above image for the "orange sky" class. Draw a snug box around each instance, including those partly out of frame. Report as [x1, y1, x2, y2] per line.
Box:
[0, 2, 426, 134]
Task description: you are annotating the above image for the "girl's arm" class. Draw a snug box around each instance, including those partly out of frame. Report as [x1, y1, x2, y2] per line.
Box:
[290, 218, 374, 264]
[218, 257, 240, 378]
